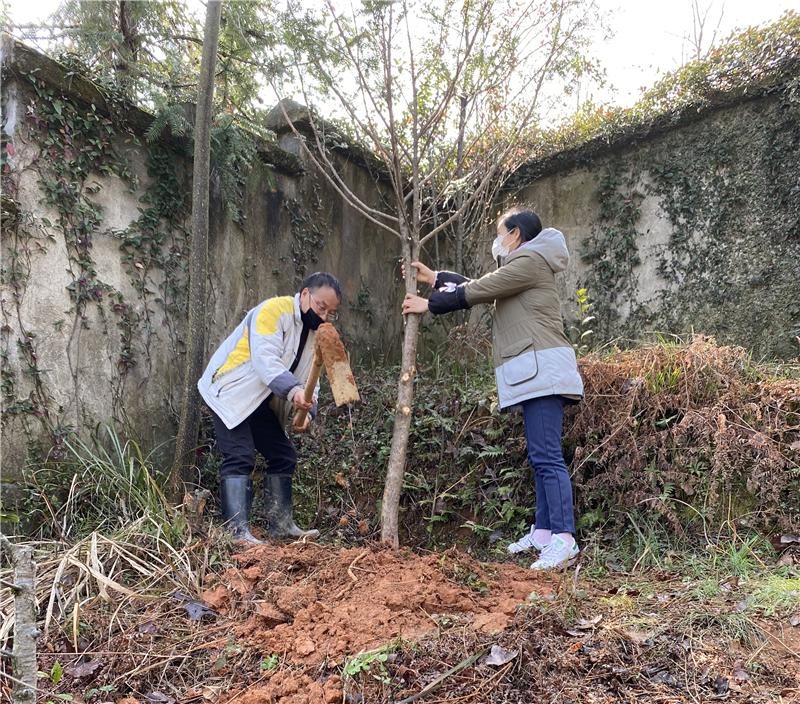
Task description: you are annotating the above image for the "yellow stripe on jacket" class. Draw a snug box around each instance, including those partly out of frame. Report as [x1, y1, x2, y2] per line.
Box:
[213, 325, 251, 380]
[213, 296, 295, 380]
[255, 296, 294, 335]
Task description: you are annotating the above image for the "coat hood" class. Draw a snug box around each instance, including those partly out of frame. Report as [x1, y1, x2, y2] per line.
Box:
[517, 228, 569, 273]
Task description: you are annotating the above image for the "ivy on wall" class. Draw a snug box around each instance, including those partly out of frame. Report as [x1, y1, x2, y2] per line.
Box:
[0, 73, 192, 459]
[581, 161, 645, 340]
[581, 84, 800, 358]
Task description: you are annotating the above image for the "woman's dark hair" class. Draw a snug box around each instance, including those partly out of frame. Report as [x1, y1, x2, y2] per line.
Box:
[299, 272, 342, 300]
[499, 207, 542, 242]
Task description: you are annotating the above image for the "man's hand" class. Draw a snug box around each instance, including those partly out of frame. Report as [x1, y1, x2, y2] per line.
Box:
[294, 414, 311, 433]
[401, 260, 435, 286]
[291, 388, 312, 412]
[402, 293, 429, 315]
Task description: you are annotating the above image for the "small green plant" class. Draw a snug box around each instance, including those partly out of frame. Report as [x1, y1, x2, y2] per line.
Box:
[38, 661, 64, 685]
[746, 575, 800, 617]
[567, 287, 595, 356]
[644, 366, 682, 394]
[28, 425, 180, 541]
[691, 577, 720, 599]
[708, 533, 768, 577]
[46, 695, 75, 704]
[260, 654, 280, 671]
[343, 644, 397, 684]
[85, 685, 116, 699]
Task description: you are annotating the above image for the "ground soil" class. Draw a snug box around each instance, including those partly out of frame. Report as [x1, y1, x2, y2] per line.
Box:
[14, 541, 798, 704]
[195, 541, 553, 702]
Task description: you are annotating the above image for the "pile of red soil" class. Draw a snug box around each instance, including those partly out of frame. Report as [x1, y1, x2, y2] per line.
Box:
[200, 542, 552, 702]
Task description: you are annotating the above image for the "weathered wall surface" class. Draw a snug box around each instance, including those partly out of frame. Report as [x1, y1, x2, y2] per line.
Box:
[502, 88, 800, 359]
[0, 38, 402, 488]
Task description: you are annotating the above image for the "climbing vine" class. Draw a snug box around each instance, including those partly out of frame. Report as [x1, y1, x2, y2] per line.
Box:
[579, 84, 800, 357]
[116, 146, 190, 371]
[285, 172, 326, 283]
[580, 160, 645, 340]
[1, 72, 196, 458]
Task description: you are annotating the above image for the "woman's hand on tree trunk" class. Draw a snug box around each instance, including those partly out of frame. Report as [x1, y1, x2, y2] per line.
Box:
[401, 261, 435, 286]
[402, 293, 429, 315]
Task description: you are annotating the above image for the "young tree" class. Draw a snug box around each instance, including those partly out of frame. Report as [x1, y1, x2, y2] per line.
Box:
[276, 0, 599, 546]
[169, 0, 223, 499]
[684, 0, 726, 61]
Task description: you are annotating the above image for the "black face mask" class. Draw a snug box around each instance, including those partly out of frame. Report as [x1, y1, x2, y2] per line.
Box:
[301, 306, 325, 330]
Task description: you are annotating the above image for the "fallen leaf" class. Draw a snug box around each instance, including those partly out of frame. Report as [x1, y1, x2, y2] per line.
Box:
[720, 576, 739, 592]
[623, 629, 654, 645]
[714, 676, 729, 696]
[780, 534, 800, 544]
[574, 615, 603, 630]
[649, 670, 677, 686]
[145, 692, 175, 704]
[65, 659, 103, 678]
[481, 644, 518, 666]
[731, 663, 750, 682]
[334, 472, 349, 488]
[184, 601, 215, 621]
[137, 621, 158, 634]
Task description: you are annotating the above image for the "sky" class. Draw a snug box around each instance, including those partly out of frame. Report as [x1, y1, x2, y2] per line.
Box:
[4, 0, 799, 110]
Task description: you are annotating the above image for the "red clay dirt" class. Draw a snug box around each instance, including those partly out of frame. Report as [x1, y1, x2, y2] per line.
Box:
[199, 542, 553, 702]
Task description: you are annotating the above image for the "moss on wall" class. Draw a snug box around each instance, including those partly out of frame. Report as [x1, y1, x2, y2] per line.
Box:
[579, 89, 800, 359]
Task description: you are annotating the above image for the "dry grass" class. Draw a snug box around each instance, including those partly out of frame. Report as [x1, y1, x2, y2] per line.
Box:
[568, 335, 800, 533]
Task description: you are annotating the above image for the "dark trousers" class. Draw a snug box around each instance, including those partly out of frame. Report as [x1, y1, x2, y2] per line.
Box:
[211, 397, 296, 479]
[522, 394, 576, 535]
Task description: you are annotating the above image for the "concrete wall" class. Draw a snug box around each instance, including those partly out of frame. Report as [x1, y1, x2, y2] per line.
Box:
[498, 90, 800, 359]
[0, 38, 403, 487]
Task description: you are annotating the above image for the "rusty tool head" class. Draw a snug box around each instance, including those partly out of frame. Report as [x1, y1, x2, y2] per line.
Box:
[315, 323, 359, 406]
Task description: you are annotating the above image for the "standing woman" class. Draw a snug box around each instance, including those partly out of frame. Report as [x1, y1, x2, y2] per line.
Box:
[402, 207, 584, 570]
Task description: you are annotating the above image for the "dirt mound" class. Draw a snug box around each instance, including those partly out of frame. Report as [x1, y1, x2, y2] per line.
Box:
[201, 542, 553, 668]
[228, 670, 343, 704]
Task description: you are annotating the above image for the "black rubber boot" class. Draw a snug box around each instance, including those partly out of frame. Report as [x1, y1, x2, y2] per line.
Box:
[219, 476, 263, 544]
[265, 473, 319, 540]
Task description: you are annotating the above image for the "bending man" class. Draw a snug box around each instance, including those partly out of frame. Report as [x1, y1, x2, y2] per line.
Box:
[198, 272, 342, 543]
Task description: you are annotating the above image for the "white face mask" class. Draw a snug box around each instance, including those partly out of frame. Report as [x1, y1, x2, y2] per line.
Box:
[491, 228, 515, 261]
[491, 235, 509, 261]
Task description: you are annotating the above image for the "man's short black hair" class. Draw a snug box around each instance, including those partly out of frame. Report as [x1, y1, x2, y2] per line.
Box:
[299, 272, 342, 300]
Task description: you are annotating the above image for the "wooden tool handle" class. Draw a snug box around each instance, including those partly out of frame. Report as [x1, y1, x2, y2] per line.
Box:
[292, 348, 323, 430]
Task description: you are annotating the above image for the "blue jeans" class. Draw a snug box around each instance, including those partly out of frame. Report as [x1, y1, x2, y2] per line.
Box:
[522, 395, 576, 534]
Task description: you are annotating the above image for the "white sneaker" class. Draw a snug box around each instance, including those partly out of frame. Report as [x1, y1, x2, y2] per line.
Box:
[507, 526, 548, 554]
[529, 535, 579, 570]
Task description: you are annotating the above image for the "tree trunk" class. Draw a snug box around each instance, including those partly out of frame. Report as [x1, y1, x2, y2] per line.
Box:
[381, 234, 421, 547]
[9, 542, 37, 704]
[168, 0, 222, 501]
[454, 95, 467, 275]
